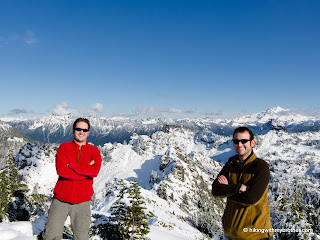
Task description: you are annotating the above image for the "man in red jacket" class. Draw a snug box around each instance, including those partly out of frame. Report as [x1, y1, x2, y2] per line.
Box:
[43, 118, 102, 240]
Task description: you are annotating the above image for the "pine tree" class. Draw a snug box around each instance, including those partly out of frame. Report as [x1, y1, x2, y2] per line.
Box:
[273, 183, 313, 240]
[7, 150, 20, 194]
[7, 149, 30, 221]
[0, 150, 31, 222]
[29, 183, 48, 220]
[125, 180, 150, 240]
[191, 176, 223, 237]
[110, 180, 129, 240]
[108, 180, 150, 240]
[0, 165, 9, 222]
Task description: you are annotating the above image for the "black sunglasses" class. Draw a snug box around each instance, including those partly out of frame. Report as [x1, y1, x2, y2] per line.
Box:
[74, 128, 89, 132]
[233, 139, 251, 144]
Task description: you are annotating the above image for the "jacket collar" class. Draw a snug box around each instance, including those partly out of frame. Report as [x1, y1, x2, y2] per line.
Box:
[72, 140, 88, 149]
[229, 152, 257, 166]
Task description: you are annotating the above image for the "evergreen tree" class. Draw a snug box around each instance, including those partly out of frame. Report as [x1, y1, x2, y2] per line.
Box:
[8, 190, 30, 222]
[7, 150, 21, 194]
[273, 183, 313, 240]
[0, 165, 9, 222]
[105, 180, 150, 240]
[125, 180, 150, 240]
[190, 176, 223, 237]
[29, 183, 48, 220]
[0, 150, 44, 222]
[110, 180, 129, 239]
[0, 150, 27, 221]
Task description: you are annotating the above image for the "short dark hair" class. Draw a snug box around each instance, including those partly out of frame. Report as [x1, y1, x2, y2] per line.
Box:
[73, 118, 90, 131]
[233, 126, 254, 140]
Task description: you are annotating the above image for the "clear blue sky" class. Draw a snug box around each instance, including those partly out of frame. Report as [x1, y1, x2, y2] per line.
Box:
[1, 0, 320, 119]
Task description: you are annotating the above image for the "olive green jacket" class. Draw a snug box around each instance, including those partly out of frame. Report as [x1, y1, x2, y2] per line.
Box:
[212, 152, 273, 240]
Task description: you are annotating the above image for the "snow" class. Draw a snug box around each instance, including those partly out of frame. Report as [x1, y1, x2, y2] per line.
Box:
[1, 106, 320, 239]
[0, 222, 36, 240]
[0, 122, 11, 131]
[306, 162, 320, 177]
[0, 117, 28, 122]
[148, 224, 198, 240]
[7, 137, 24, 143]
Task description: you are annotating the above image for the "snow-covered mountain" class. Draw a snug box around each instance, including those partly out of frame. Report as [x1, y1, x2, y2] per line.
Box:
[232, 106, 315, 125]
[3, 114, 172, 145]
[231, 106, 320, 134]
[3, 106, 320, 146]
[0, 120, 32, 168]
[1, 106, 320, 239]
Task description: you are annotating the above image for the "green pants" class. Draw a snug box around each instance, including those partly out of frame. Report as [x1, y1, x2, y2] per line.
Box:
[43, 198, 91, 240]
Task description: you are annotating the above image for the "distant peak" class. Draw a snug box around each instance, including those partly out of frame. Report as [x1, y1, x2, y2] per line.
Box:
[267, 106, 288, 113]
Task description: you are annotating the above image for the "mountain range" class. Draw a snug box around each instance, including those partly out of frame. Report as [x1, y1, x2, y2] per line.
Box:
[2, 106, 320, 146]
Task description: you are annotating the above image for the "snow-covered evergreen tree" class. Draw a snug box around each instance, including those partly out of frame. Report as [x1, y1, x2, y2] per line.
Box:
[110, 179, 130, 239]
[0, 163, 9, 222]
[0, 150, 48, 223]
[125, 180, 150, 240]
[0, 150, 29, 222]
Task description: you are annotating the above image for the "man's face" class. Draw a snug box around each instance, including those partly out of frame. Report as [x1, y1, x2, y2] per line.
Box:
[73, 121, 90, 145]
[233, 131, 255, 161]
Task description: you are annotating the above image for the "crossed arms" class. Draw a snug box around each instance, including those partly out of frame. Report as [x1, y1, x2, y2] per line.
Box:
[212, 160, 270, 205]
[217, 175, 248, 193]
[56, 145, 102, 181]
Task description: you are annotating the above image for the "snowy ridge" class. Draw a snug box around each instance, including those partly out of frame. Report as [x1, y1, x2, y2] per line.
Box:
[232, 106, 316, 125]
[0, 121, 11, 131]
[3, 106, 320, 147]
[0, 120, 31, 169]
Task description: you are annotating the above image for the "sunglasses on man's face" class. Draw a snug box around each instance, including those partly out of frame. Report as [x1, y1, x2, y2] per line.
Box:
[233, 139, 251, 144]
[74, 128, 89, 132]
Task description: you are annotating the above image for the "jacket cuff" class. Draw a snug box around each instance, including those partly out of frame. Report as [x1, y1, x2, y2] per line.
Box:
[236, 183, 242, 194]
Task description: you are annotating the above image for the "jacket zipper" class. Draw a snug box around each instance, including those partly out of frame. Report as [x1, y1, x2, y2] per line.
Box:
[78, 146, 82, 163]
[237, 162, 244, 183]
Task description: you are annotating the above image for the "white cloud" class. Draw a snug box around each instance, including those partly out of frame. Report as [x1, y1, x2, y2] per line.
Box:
[112, 110, 137, 118]
[0, 30, 38, 45]
[134, 106, 160, 116]
[51, 102, 222, 119]
[52, 102, 105, 116]
[52, 102, 71, 115]
[91, 103, 104, 113]
[160, 108, 185, 114]
[24, 30, 38, 45]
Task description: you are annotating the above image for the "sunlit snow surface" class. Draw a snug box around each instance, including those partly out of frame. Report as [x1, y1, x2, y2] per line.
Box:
[1, 107, 320, 239]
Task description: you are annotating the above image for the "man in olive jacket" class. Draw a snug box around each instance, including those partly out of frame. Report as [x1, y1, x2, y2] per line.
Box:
[212, 127, 273, 240]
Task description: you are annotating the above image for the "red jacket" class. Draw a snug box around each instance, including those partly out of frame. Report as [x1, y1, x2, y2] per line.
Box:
[53, 141, 102, 204]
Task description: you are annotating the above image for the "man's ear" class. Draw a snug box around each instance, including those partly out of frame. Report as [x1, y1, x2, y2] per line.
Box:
[251, 139, 256, 148]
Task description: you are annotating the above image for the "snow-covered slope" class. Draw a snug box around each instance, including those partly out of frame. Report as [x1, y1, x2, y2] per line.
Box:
[1, 107, 320, 239]
[13, 127, 227, 239]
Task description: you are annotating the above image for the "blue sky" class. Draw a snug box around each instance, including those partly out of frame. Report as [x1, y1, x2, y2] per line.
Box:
[1, 0, 320, 119]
